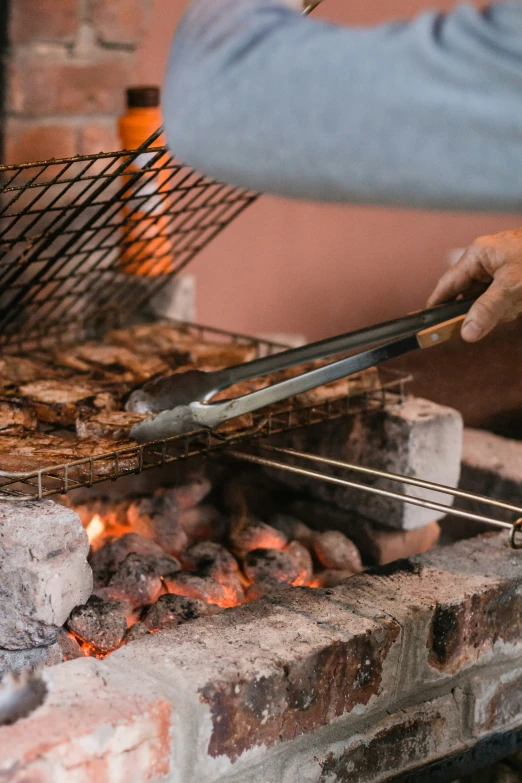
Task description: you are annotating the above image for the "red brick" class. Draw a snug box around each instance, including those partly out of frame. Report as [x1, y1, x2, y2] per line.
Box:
[91, 0, 150, 45]
[471, 667, 522, 737]
[113, 589, 400, 765]
[0, 658, 172, 782]
[11, 59, 131, 117]
[4, 122, 77, 165]
[334, 534, 522, 681]
[9, 0, 78, 44]
[312, 696, 464, 783]
[80, 123, 121, 155]
[361, 520, 441, 565]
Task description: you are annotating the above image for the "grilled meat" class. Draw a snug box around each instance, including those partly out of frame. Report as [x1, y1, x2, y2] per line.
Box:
[54, 343, 168, 383]
[0, 431, 138, 475]
[76, 410, 148, 441]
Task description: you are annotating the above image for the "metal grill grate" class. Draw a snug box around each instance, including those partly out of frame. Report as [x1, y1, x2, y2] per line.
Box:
[0, 128, 257, 350]
[0, 358, 408, 500]
[0, 127, 411, 503]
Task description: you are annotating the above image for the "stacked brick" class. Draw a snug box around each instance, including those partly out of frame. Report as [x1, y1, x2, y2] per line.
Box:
[2, 533, 522, 782]
[4, 0, 152, 164]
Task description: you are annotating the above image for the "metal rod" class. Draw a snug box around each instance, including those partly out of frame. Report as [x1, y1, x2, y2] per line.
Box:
[225, 448, 516, 532]
[256, 443, 522, 516]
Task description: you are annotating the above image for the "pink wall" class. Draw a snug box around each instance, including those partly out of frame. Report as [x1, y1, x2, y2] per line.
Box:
[136, 1, 522, 341]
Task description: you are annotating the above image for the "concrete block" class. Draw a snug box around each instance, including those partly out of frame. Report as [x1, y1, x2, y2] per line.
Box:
[461, 428, 522, 510]
[0, 500, 92, 649]
[274, 396, 463, 530]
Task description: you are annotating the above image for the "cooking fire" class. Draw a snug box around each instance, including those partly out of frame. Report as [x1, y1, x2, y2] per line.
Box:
[64, 464, 364, 659]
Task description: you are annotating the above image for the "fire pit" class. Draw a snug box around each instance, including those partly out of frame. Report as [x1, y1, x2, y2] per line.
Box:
[1, 132, 522, 783]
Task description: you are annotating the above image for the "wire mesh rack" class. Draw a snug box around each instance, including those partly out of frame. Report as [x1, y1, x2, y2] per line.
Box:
[0, 125, 414, 502]
[0, 350, 409, 501]
[0, 127, 258, 351]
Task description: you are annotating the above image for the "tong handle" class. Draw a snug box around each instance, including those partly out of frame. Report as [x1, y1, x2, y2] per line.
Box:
[214, 299, 477, 395]
[416, 315, 466, 349]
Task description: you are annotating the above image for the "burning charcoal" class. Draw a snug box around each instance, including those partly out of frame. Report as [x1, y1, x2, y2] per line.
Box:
[230, 518, 287, 557]
[243, 548, 301, 586]
[55, 629, 83, 662]
[127, 495, 188, 555]
[67, 596, 130, 654]
[158, 475, 211, 510]
[244, 580, 292, 602]
[108, 553, 180, 608]
[76, 499, 130, 541]
[124, 622, 151, 643]
[222, 469, 290, 520]
[182, 541, 239, 575]
[89, 533, 167, 587]
[314, 569, 359, 588]
[179, 505, 225, 542]
[163, 572, 239, 608]
[285, 541, 313, 586]
[181, 543, 245, 603]
[312, 531, 363, 572]
[269, 514, 313, 545]
[143, 594, 211, 632]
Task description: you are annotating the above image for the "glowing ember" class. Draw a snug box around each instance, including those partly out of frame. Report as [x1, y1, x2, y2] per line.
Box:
[70, 476, 365, 660]
[86, 514, 105, 550]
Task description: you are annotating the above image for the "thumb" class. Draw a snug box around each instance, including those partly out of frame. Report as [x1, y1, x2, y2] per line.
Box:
[461, 281, 510, 342]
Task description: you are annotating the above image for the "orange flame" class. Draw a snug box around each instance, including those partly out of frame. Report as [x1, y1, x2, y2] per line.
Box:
[86, 514, 105, 550]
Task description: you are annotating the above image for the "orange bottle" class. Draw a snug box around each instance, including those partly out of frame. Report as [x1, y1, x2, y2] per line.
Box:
[118, 86, 174, 276]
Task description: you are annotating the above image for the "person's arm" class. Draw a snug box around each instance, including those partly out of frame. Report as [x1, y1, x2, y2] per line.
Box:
[164, 0, 522, 211]
[428, 228, 522, 341]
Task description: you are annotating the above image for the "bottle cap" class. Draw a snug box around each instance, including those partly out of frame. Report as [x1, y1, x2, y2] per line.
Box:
[126, 86, 160, 109]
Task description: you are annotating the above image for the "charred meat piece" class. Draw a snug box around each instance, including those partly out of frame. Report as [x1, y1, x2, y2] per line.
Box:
[0, 432, 139, 476]
[105, 322, 195, 354]
[54, 342, 169, 383]
[0, 355, 64, 389]
[15, 379, 117, 426]
[107, 322, 257, 368]
[76, 410, 147, 441]
[0, 400, 38, 431]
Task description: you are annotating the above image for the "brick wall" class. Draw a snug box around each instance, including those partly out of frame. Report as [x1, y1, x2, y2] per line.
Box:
[3, 0, 153, 165]
[2, 532, 522, 782]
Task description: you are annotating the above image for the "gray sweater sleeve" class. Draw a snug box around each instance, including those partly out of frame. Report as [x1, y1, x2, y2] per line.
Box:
[163, 1, 522, 211]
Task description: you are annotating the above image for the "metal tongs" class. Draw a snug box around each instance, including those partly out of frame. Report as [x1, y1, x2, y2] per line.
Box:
[128, 298, 476, 443]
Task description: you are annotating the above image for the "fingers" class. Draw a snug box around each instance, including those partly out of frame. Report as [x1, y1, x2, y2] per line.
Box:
[460, 279, 512, 342]
[427, 246, 487, 307]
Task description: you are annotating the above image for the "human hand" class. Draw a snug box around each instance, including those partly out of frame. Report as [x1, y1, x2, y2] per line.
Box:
[427, 229, 522, 342]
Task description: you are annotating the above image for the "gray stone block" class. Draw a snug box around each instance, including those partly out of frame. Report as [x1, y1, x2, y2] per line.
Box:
[0, 643, 61, 680]
[461, 428, 522, 508]
[0, 500, 92, 650]
[272, 395, 463, 530]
